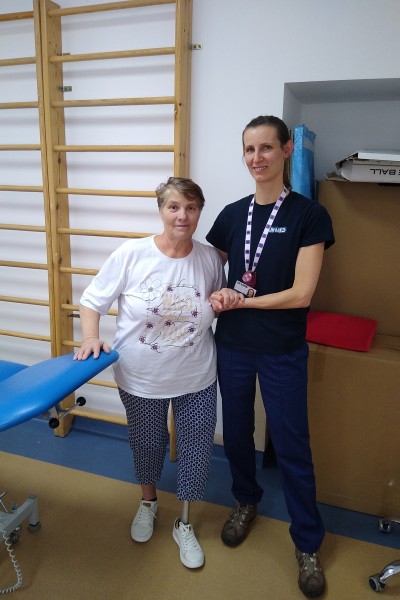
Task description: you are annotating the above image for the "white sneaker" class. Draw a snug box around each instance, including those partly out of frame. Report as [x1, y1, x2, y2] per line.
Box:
[172, 517, 204, 568]
[131, 500, 157, 542]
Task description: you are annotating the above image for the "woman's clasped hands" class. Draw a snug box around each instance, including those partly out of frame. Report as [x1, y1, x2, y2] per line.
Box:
[209, 288, 245, 313]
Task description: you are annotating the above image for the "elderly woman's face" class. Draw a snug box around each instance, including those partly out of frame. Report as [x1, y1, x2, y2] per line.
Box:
[159, 189, 201, 242]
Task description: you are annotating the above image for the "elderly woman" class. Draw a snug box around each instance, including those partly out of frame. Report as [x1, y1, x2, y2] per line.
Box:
[74, 177, 225, 569]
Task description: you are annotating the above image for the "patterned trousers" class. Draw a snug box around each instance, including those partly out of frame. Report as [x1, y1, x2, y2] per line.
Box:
[119, 381, 217, 501]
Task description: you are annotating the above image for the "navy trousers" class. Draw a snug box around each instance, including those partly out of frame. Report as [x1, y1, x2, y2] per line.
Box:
[217, 342, 325, 553]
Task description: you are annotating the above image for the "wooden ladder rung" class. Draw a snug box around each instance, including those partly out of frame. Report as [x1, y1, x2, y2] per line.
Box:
[0, 145, 41, 151]
[0, 11, 33, 23]
[0, 102, 38, 109]
[0, 57, 36, 67]
[55, 187, 156, 197]
[0, 330, 51, 342]
[69, 407, 126, 424]
[49, 47, 175, 64]
[0, 260, 48, 270]
[51, 96, 175, 108]
[48, 0, 176, 18]
[0, 296, 49, 307]
[0, 185, 43, 192]
[53, 144, 174, 152]
[57, 227, 152, 238]
[0, 224, 46, 232]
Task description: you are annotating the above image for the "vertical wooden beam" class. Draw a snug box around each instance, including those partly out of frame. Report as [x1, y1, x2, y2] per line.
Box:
[33, 0, 57, 358]
[39, 0, 74, 436]
[174, 0, 192, 177]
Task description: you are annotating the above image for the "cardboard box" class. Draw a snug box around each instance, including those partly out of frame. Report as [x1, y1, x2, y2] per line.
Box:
[307, 181, 400, 515]
[308, 336, 400, 516]
[335, 150, 400, 182]
[313, 181, 400, 336]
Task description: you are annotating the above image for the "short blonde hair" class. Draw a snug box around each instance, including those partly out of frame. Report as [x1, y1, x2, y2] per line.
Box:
[155, 177, 205, 210]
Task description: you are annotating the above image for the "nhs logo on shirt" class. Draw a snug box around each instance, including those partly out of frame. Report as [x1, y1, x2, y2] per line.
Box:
[270, 226, 287, 233]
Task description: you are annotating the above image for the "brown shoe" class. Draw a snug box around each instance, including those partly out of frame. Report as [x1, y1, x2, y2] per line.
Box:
[221, 502, 257, 547]
[295, 548, 326, 598]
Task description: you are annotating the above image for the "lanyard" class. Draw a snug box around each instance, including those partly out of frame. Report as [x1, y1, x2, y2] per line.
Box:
[244, 186, 288, 273]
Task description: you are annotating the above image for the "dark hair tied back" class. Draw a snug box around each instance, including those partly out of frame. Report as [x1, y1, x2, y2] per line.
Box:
[242, 115, 292, 190]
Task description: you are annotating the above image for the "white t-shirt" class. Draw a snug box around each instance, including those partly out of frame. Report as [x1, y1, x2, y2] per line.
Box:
[80, 236, 226, 398]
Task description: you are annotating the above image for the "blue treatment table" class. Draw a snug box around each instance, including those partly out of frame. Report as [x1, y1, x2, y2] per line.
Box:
[0, 350, 119, 592]
[0, 350, 119, 432]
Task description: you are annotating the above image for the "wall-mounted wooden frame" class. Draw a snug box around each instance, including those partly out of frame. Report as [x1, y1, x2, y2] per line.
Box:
[0, 0, 192, 450]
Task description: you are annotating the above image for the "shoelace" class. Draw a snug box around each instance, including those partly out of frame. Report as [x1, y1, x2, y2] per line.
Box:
[229, 503, 252, 524]
[178, 522, 200, 549]
[297, 552, 321, 574]
[136, 504, 156, 526]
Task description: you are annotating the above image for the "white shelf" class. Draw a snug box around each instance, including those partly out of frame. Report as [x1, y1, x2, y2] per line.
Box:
[283, 78, 400, 181]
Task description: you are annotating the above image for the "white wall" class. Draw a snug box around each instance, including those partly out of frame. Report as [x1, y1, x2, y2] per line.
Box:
[190, 0, 400, 242]
[1, 0, 400, 440]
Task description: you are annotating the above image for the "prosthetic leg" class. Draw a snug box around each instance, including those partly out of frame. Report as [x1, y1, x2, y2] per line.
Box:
[173, 500, 204, 568]
[181, 500, 190, 524]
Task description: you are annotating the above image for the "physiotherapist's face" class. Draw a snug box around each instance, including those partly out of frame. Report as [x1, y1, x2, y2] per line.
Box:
[243, 125, 292, 185]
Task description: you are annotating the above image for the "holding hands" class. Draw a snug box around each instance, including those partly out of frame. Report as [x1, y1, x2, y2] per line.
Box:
[209, 288, 245, 313]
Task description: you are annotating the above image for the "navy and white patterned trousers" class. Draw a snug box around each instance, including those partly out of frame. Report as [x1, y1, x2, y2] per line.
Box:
[119, 381, 217, 501]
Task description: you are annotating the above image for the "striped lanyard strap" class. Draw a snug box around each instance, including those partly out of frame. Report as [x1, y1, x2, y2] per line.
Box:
[244, 186, 288, 274]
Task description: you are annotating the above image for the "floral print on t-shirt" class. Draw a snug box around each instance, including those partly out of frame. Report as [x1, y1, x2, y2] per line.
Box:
[138, 277, 203, 353]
